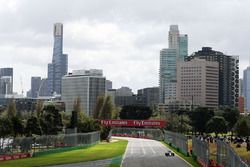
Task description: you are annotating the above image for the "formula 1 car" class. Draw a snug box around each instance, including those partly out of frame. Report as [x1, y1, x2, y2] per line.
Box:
[165, 150, 175, 156]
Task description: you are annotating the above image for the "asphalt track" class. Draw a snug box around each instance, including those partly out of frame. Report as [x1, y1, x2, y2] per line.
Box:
[117, 137, 191, 167]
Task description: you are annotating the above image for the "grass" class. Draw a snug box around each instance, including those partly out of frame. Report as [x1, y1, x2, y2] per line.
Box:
[230, 143, 250, 163]
[161, 142, 202, 167]
[189, 139, 250, 164]
[0, 140, 128, 167]
[107, 155, 123, 167]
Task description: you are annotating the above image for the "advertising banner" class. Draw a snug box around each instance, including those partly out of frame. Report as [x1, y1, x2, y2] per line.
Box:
[100, 119, 166, 128]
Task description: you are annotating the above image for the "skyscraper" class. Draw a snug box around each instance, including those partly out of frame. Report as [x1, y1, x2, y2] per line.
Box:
[243, 67, 250, 112]
[168, 25, 179, 49]
[0, 68, 13, 95]
[31, 77, 41, 98]
[38, 78, 50, 97]
[187, 47, 239, 108]
[159, 48, 177, 103]
[159, 25, 188, 103]
[48, 23, 68, 95]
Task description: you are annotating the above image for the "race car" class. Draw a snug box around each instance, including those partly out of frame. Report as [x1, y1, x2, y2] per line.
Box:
[165, 150, 175, 156]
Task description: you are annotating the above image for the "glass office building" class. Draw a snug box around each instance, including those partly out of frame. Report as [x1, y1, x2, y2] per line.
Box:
[48, 23, 68, 95]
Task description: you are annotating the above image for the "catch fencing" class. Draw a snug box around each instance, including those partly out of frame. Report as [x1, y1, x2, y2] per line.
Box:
[0, 131, 100, 157]
[216, 139, 248, 167]
[192, 136, 210, 167]
[111, 128, 164, 141]
[164, 130, 188, 155]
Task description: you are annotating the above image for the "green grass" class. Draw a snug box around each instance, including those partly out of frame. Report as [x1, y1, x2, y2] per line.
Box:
[107, 155, 123, 167]
[0, 140, 128, 167]
[230, 143, 250, 163]
[161, 142, 202, 167]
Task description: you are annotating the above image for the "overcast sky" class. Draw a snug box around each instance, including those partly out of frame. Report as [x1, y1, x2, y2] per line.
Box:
[0, 0, 249, 94]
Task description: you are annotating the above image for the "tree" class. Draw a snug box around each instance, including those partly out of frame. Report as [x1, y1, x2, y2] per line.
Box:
[0, 117, 13, 138]
[11, 116, 24, 137]
[99, 96, 113, 120]
[93, 96, 105, 119]
[222, 108, 240, 131]
[77, 117, 100, 133]
[189, 107, 214, 135]
[73, 97, 81, 118]
[206, 116, 228, 137]
[40, 105, 63, 135]
[7, 100, 16, 118]
[93, 95, 115, 141]
[165, 111, 191, 133]
[119, 105, 152, 120]
[235, 117, 250, 137]
[25, 116, 42, 136]
[35, 100, 44, 118]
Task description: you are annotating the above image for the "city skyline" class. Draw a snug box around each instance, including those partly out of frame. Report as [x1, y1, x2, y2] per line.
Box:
[1, 0, 250, 94]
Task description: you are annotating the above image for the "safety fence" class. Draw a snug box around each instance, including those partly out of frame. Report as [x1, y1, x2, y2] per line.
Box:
[111, 128, 164, 141]
[192, 136, 210, 167]
[0, 131, 100, 160]
[216, 139, 248, 167]
[164, 130, 189, 156]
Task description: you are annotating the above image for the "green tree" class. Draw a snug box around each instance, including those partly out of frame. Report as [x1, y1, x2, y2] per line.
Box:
[25, 116, 42, 136]
[93, 96, 105, 119]
[11, 116, 24, 137]
[222, 108, 240, 131]
[0, 117, 13, 138]
[40, 105, 63, 135]
[189, 107, 214, 135]
[92, 95, 115, 141]
[7, 100, 16, 118]
[35, 100, 44, 118]
[165, 112, 191, 133]
[99, 96, 113, 120]
[206, 116, 228, 137]
[77, 117, 100, 133]
[235, 117, 250, 137]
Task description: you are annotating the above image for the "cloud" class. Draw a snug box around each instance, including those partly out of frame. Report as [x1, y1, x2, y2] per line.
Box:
[0, 0, 249, 93]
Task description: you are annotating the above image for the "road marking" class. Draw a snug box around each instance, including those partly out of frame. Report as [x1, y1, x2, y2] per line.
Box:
[141, 142, 146, 155]
[130, 141, 133, 154]
[146, 141, 156, 154]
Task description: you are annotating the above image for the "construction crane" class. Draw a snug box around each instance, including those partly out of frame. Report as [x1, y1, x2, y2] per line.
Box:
[20, 76, 24, 97]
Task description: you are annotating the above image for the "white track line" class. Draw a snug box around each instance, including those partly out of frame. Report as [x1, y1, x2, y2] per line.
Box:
[146, 141, 156, 154]
[141, 142, 146, 155]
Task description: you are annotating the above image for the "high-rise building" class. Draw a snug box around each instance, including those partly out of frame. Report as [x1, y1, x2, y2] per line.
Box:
[0, 68, 13, 95]
[178, 34, 188, 61]
[137, 87, 159, 107]
[31, 77, 41, 98]
[38, 78, 50, 97]
[105, 80, 112, 91]
[243, 67, 250, 112]
[48, 23, 68, 95]
[159, 25, 188, 103]
[61, 69, 105, 116]
[168, 25, 179, 49]
[177, 59, 219, 108]
[159, 48, 177, 103]
[187, 47, 239, 108]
